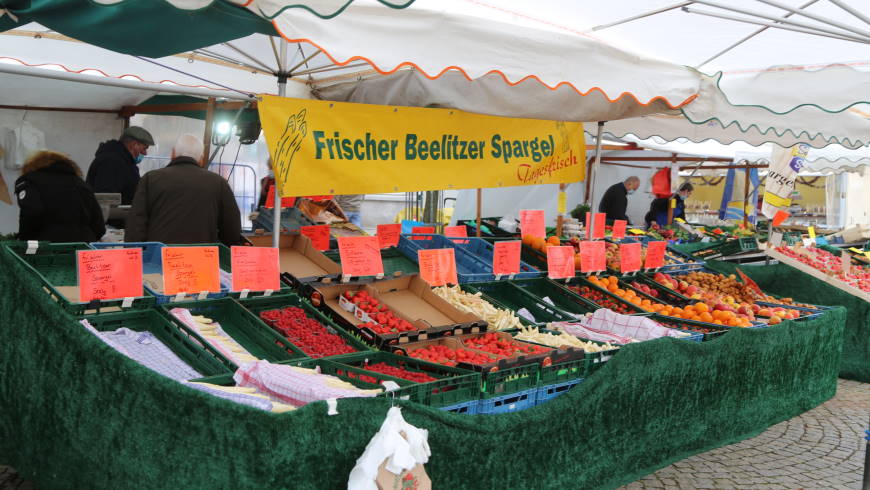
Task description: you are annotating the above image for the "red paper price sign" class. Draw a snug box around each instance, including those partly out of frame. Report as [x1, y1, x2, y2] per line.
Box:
[772, 209, 790, 227]
[230, 246, 280, 292]
[519, 209, 546, 238]
[644, 241, 666, 270]
[411, 226, 435, 234]
[377, 223, 402, 248]
[264, 185, 296, 209]
[579, 240, 606, 273]
[547, 246, 576, 279]
[162, 246, 221, 295]
[736, 269, 763, 296]
[76, 248, 143, 302]
[443, 225, 468, 238]
[585, 212, 606, 240]
[619, 242, 642, 274]
[337, 236, 384, 277]
[492, 240, 521, 276]
[612, 220, 627, 240]
[418, 248, 458, 286]
[300, 225, 330, 251]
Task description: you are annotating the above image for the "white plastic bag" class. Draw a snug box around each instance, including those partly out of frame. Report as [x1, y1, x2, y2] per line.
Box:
[348, 407, 431, 490]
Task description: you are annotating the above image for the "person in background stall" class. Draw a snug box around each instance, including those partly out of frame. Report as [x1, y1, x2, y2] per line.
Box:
[598, 176, 640, 224]
[126, 134, 242, 245]
[15, 151, 106, 242]
[645, 182, 694, 228]
[86, 126, 155, 210]
[334, 194, 364, 227]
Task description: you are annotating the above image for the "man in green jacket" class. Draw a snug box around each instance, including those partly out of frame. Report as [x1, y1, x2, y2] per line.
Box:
[126, 134, 241, 245]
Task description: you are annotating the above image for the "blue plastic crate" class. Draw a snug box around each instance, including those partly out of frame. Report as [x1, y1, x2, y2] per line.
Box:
[440, 399, 479, 415]
[477, 387, 537, 414]
[536, 378, 583, 405]
[398, 234, 541, 283]
[91, 242, 231, 304]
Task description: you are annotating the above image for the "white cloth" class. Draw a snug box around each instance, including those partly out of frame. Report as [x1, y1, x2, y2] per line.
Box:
[348, 407, 431, 490]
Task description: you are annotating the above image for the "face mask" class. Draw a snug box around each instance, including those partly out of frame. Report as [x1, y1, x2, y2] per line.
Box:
[134, 154, 144, 164]
[627, 189, 636, 195]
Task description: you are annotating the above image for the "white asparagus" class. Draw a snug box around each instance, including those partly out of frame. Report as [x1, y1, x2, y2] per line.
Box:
[432, 285, 524, 331]
[516, 325, 619, 353]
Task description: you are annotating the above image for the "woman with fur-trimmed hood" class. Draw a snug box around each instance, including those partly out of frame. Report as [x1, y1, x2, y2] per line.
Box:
[15, 151, 106, 242]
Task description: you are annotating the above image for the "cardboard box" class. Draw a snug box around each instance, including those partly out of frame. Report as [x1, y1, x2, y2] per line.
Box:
[246, 234, 341, 284]
[313, 275, 487, 346]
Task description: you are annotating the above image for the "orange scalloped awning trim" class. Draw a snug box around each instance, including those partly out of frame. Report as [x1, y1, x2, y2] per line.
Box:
[272, 22, 699, 110]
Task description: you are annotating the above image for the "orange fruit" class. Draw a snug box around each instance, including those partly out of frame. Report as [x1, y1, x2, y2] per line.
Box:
[547, 236, 561, 246]
[699, 312, 713, 323]
[694, 303, 709, 313]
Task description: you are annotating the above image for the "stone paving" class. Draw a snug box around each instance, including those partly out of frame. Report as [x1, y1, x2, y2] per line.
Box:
[1, 379, 867, 489]
[621, 379, 869, 489]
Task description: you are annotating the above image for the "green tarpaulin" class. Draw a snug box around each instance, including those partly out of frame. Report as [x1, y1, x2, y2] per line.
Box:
[0, 0, 276, 57]
[705, 259, 870, 383]
[0, 244, 846, 489]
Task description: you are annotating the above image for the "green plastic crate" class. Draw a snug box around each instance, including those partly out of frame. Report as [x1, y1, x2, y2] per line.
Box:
[315, 351, 481, 407]
[237, 293, 372, 356]
[82, 308, 234, 376]
[322, 246, 419, 279]
[509, 278, 599, 319]
[716, 237, 759, 256]
[461, 281, 574, 326]
[160, 297, 308, 368]
[3, 241, 155, 316]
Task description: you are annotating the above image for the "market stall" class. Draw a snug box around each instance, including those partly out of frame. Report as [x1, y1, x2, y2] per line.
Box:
[0, 242, 845, 489]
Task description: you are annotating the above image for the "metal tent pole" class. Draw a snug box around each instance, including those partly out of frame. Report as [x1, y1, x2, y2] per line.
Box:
[273, 39, 289, 249]
[587, 121, 606, 238]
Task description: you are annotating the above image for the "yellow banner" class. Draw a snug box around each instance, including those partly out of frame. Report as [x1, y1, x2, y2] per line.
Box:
[259, 96, 585, 196]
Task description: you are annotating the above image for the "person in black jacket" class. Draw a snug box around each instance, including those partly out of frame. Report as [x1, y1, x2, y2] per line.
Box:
[645, 182, 694, 227]
[85, 126, 154, 224]
[598, 176, 640, 224]
[126, 134, 241, 246]
[15, 150, 106, 242]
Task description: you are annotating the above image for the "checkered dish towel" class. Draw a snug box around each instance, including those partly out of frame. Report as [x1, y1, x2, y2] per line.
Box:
[555, 308, 690, 344]
[234, 360, 383, 407]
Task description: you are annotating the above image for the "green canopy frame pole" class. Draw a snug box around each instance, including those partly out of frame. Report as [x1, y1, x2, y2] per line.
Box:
[587, 121, 605, 238]
[273, 39, 289, 249]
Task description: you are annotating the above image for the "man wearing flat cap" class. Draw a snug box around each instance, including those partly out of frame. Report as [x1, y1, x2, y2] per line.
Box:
[86, 126, 154, 227]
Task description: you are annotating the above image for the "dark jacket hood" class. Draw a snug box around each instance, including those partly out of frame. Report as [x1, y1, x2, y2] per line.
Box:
[21, 151, 82, 177]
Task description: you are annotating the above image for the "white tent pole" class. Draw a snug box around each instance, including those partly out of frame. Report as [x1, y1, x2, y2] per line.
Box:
[753, 0, 870, 39]
[682, 7, 869, 43]
[0, 62, 253, 101]
[695, 0, 819, 68]
[273, 39, 289, 249]
[828, 0, 870, 27]
[689, 0, 870, 41]
[222, 41, 276, 73]
[588, 121, 605, 237]
[588, 1, 694, 32]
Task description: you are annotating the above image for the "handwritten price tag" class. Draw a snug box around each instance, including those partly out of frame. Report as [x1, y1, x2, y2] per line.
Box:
[612, 220, 627, 240]
[492, 241, 521, 276]
[338, 236, 384, 277]
[644, 241, 666, 270]
[76, 248, 143, 302]
[772, 210, 790, 227]
[377, 223, 402, 248]
[264, 185, 296, 209]
[584, 212, 606, 240]
[162, 246, 221, 295]
[443, 225, 468, 238]
[519, 209, 546, 239]
[418, 248, 458, 286]
[807, 226, 816, 239]
[547, 246, 576, 279]
[411, 226, 435, 234]
[300, 225, 330, 251]
[619, 243, 642, 274]
[579, 240, 606, 273]
[628, 228, 646, 235]
[230, 246, 280, 292]
[842, 252, 852, 275]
